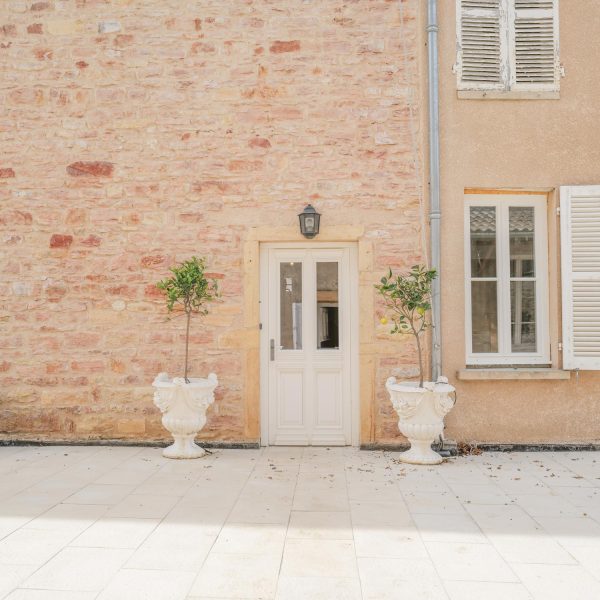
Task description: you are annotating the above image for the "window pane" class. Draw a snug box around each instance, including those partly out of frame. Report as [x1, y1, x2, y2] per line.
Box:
[280, 262, 302, 350]
[511, 281, 536, 353]
[470, 206, 496, 277]
[471, 281, 498, 353]
[316, 262, 339, 349]
[510, 207, 535, 277]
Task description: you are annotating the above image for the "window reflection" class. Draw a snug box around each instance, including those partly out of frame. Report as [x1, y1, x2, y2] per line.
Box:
[316, 262, 339, 349]
[511, 281, 536, 352]
[510, 207, 535, 277]
[280, 262, 302, 350]
[470, 206, 498, 353]
[470, 206, 496, 277]
[471, 281, 498, 353]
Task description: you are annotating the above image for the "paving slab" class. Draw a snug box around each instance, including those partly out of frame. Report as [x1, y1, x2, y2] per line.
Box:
[0, 446, 598, 599]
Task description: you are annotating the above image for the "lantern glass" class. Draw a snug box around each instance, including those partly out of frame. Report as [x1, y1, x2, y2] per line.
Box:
[298, 205, 321, 239]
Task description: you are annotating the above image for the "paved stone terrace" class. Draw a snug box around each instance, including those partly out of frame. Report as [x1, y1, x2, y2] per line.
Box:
[0, 446, 599, 600]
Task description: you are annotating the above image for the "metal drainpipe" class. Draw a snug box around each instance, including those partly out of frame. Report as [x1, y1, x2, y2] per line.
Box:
[427, 0, 442, 381]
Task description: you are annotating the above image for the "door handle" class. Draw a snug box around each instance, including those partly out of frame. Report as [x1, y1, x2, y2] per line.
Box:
[270, 339, 275, 361]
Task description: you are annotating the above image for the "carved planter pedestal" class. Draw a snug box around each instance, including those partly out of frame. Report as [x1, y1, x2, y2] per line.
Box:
[386, 376, 456, 465]
[152, 372, 218, 459]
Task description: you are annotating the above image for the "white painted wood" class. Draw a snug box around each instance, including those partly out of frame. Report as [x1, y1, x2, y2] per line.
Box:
[511, 0, 560, 91]
[260, 244, 358, 446]
[560, 186, 600, 370]
[456, 0, 505, 91]
[456, 0, 559, 93]
[348, 244, 360, 447]
[464, 194, 550, 365]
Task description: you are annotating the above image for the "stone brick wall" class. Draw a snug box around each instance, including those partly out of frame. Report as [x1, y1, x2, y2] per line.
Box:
[0, 0, 425, 444]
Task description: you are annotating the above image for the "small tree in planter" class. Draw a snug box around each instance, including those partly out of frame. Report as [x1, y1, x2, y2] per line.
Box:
[376, 265, 455, 465]
[152, 256, 220, 459]
[157, 256, 219, 383]
[376, 265, 436, 387]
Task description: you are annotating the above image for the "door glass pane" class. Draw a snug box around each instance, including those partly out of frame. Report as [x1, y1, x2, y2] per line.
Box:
[280, 262, 302, 350]
[511, 281, 537, 352]
[470, 206, 496, 277]
[471, 281, 498, 353]
[510, 207, 535, 277]
[316, 262, 339, 349]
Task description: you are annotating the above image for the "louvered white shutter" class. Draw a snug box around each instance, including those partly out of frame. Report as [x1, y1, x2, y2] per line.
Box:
[456, 0, 505, 90]
[511, 0, 559, 90]
[560, 186, 600, 370]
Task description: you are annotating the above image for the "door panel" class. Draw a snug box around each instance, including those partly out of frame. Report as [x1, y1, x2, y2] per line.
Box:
[315, 370, 340, 425]
[264, 247, 352, 446]
[278, 370, 304, 427]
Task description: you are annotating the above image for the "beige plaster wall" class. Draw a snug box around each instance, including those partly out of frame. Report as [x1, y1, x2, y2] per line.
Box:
[0, 0, 428, 445]
[438, 1, 600, 443]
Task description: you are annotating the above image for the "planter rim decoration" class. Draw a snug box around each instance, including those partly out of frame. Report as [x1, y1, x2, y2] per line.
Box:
[153, 372, 218, 459]
[386, 375, 456, 465]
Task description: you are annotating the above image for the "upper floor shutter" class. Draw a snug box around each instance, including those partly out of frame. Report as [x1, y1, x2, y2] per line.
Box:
[560, 186, 600, 370]
[457, 0, 504, 89]
[512, 0, 559, 88]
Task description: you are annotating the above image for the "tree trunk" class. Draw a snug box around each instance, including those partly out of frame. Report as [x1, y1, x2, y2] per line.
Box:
[184, 309, 191, 383]
[414, 331, 424, 388]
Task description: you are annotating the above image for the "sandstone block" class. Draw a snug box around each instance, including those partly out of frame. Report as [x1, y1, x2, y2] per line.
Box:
[1, 25, 17, 37]
[11, 282, 32, 296]
[41, 390, 89, 408]
[114, 34, 134, 47]
[141, 255, 167, 268]
[8, 2, 27, 13]
[269, 40, 300, 53]
[46, 19, 82, 36]
[66, 161, 113, 177]
[249, 137, 271, 149]
[8, 88, 43, 105]
[49, 234, 73, 248]
[45, 283, 67, 302]
[4, 389, 39, 404]
[218, 329, 259, 349]
[0, 210, 31, 225]
[117, 418, 146, 434]
[80, 234, 101, 247]
[66, 209, 86, 225]
[98, 21, 121, 34]
[228, 160, 263, 172]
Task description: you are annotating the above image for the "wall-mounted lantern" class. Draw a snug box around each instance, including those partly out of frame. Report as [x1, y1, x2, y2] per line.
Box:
[298, 204, 321, 239]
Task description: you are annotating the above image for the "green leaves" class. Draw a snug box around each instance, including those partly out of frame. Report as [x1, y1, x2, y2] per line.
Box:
[376, 264, 436, 388]
[156, 257, 219, 380]
[375, 264, 437, 337]
[156, 256, 219, 315]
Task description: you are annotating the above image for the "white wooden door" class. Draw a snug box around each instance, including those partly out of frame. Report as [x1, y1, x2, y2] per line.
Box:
[261, 246, 355, 446]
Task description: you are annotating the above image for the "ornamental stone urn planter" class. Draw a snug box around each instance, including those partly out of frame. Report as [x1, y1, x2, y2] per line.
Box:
[153, 372, 218, 459]
[386, 376, 456, 465]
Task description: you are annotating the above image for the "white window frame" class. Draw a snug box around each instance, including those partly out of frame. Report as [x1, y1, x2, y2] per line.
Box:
[456, 0, 560, 95]
[464, 194, 550, 365]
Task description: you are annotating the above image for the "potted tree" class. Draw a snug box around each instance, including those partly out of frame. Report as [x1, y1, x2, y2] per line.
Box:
[152, 256, 219, 459]
[376, 265, 456, 465]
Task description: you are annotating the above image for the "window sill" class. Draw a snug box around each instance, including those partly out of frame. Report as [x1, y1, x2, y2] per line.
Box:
[457, 368, 571, 381]
[457, 90, 560, 101]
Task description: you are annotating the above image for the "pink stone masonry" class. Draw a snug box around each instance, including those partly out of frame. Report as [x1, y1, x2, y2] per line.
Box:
[0, 1, 425, 445]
